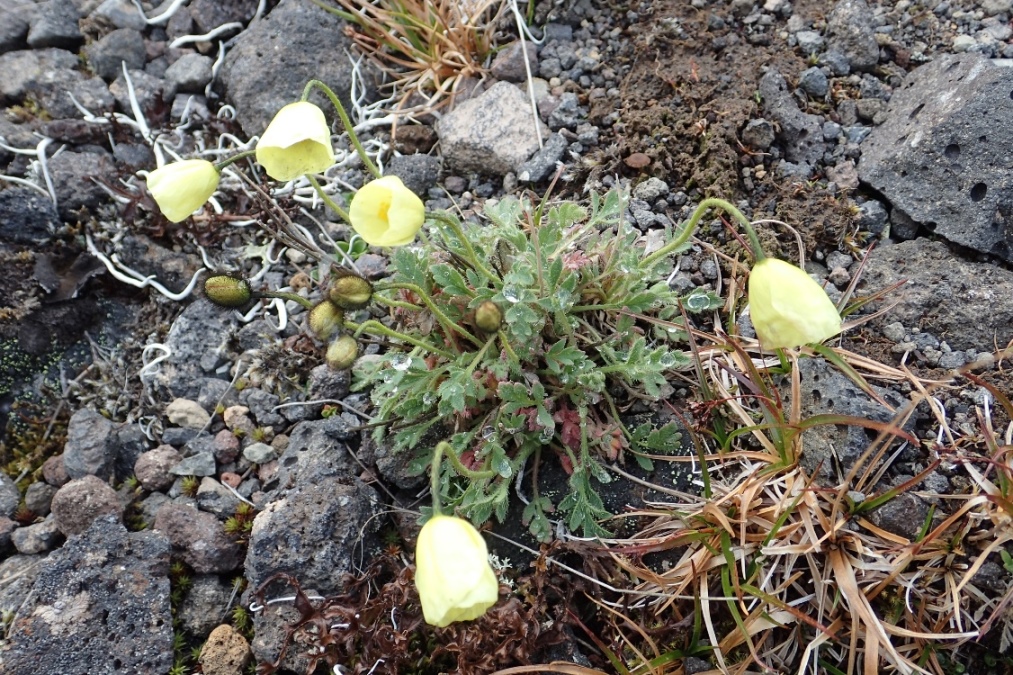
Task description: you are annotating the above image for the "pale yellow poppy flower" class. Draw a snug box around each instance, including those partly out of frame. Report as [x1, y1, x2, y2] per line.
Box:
[256, 102, 335, 181]
[146, 159, 220, 223]
[414, 515, 499, 627]
[348, 176, 425, 247]
[748, 257, 842, 350]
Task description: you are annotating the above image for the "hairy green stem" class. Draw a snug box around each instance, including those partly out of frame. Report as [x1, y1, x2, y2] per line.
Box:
[213, 150, 257, 172]
[466, 336, 496, 374]
[373, 294, 424, 311]
[497, 330, 519, 363]
[641, 197, 766, 269]
[301, 79, 381, 179]
[256, 290, 314, 310]
[374, 281, 482, 348]
[427, 213, 501, 286]
[306, 175, 350, 224]
[345, 319, 454, 359]
[430, 441, 497, 514]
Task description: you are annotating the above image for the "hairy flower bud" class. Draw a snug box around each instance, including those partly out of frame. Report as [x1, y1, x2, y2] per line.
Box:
[308, 300, 344, 341]
[474, 301, 503, 333]
[203, 275, 252, 308]
[325, 334, 359, 370]
[328, 273, 373, 310]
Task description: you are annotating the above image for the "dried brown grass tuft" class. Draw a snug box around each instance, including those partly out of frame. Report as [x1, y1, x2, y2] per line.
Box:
[574, 336, 1013, 674]
[311, 0, 508, 114]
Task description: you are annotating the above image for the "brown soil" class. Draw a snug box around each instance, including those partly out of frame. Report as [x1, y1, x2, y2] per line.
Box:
[586, 0, 854, 257]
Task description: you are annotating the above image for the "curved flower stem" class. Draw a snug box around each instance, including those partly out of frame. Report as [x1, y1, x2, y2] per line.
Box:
[427, 212, 501, 287]
[301, 79, 382, 179]
[373, 294, 424, 311]
[345, 319, 455, 359]
[466, 336, 496, 374]
[374, 281, 483, 348]
[214, 150, 257, 172]
[431, 441, 496, 513]
[497, 330, 519, 363]
[641, 197, 766, 269]
[255, 290, 314, 310]
[306, 174, 350, 224]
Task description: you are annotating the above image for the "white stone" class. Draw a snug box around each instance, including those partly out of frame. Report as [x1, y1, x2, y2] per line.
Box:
[435, 81, 549, 175]
[166, 398, 211, 430]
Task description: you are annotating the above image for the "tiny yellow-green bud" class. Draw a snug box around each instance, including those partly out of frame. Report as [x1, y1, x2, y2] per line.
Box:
[204, 275, 252, 307]
[328, 273, 373, 310]
[326, 335, 359, 370]
[308, 300, 344, 341]
[474, 301, 503, 333]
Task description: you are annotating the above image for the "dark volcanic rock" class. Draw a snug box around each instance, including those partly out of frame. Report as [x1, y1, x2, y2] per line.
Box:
[25, 0, 81, 50]
[0, 517, 173, 674]
[246, 478, 383, 669]
[0, 187, 59, 246]
[0, 47, 77, 103]
[826, 0, 880, 71]
[859, 53, 1013, 261]
[150, 299, 241, 400]
[154, 502, 243, 573]
[796, 357, 912, 483]
[269, 416, 357, 492]
[758, 68, 824, 166]
[859, 238, 1013, 353]
[62, 408, 117, 480]
[0, 470, 18, 517]
[84, 27, 146, 81]
[220, 0, 376, 136]
[0, 0, 33, 55]
[49, 150, 118, 220]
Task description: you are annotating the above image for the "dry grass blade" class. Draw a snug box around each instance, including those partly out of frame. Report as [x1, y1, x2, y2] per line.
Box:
[311, 0, 507, 113]
[491, 665, 613, 674]
[584, 321, 1002, 674]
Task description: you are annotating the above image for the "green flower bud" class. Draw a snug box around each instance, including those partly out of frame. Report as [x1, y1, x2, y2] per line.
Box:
[326, 334, 359, 370]
[474, 301, 503, 333]
[204, 275, 252, 308]
[308, 300, 344, 341]
[328, 273, 373, 310]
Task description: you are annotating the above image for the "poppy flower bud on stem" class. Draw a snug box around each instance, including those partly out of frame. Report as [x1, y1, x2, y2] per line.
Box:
[203, 275, 252, 308]
[329, 273, 373, 310]
[325, 335, 359, 370]
[414, 441, 499, 627]
[474, 301, 503, 333]
[747, 258, 842, 350]
[308, 300, 344, 341]
[146, 159, 221, 223]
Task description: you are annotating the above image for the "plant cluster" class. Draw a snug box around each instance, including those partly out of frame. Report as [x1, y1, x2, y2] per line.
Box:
[354, 188, 703, 539]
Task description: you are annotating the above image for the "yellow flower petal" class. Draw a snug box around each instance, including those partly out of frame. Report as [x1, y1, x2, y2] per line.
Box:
[349, 175, 425, 247]
[414, 515, 499, 627]
[748, 257, 842, 350]
[146, 159, 220, 223]
[255, 102, 335, 181]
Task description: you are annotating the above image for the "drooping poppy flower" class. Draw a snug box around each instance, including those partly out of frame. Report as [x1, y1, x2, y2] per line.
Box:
[748, 257, 842, 350]
[255, 102, 335, 181]
[146, 159, 220, 222]
[414, 515, 499, 627]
